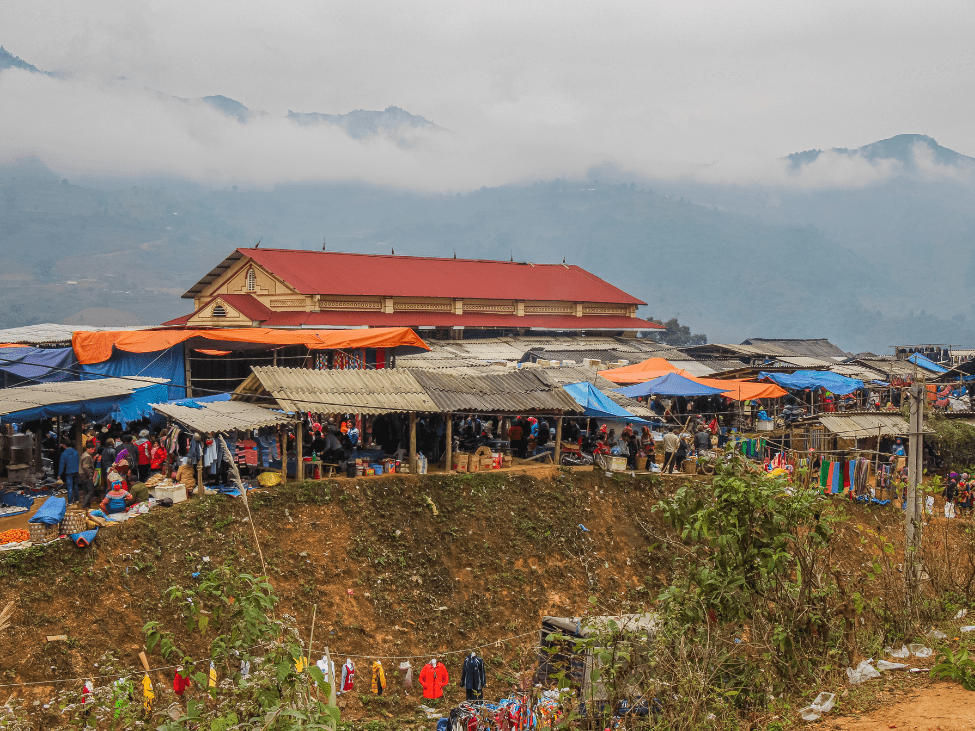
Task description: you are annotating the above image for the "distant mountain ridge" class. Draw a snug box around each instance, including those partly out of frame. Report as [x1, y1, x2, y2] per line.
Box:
[0, 45, 439, 142]
[788, 133, 975, 171]
[0, 46, 53, 76]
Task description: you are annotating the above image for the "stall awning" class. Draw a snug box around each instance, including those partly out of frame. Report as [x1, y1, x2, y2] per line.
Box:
[152, 400, 293, 434]
[695, 378, 788, 402]
[73, 327, 430, 365]
[759, 370, 864, 395]
[815, 413, 931, 438]
[614, 372, 730, 398]
[562, 382, 654, 424]
[598, 358, 692, 384]
[0, 377, 169, 425]
[234, 366, 581, 415]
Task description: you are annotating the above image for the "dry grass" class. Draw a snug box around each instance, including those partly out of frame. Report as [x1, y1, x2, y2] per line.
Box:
[0, 600, 13, 634]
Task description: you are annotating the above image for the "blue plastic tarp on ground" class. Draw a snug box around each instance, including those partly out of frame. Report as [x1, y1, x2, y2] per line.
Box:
[0, 382, 171, 426]
[0, 347, 77, 384]
[759, 370, 864, 395]
[613, 372, 730, 398]
[79, 345, 186, 400]
[562, 382, 654, 424]
[29, 496, 66, 525]
[907, 353, 949, 374]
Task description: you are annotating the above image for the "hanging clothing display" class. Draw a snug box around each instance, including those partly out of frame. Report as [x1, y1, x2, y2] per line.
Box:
[419, 660, 449, 699]
[460, 653, 486, 701]
[371, 661, 386, 695]
[340, 660, 355, 693]
[398, 661, 413, 690]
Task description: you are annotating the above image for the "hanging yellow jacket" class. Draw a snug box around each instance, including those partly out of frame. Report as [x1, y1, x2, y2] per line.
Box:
[208, 662, 217, 688]
[141, 674, 154, 715]
[371, 661, 386, 694]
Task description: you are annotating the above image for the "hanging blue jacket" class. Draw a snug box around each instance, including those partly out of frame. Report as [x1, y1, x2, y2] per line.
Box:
[59, 447, 79, 477]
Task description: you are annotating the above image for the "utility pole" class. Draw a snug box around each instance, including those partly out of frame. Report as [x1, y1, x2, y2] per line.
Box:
[905, 382, 924, 606]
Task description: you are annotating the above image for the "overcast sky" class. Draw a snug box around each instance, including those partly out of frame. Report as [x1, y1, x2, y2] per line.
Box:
[3, 0, 974, 190]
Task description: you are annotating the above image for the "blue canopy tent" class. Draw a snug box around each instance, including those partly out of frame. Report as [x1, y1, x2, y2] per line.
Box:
[562, 382, 655, 425]
[907, 353, 949, 374]
[613, 372, 730, 399]
[758, 370, 864, 396]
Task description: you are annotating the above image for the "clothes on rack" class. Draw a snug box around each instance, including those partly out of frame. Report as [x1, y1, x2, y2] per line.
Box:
[340, 659, 355, 693]
[398, 661, 413, 690]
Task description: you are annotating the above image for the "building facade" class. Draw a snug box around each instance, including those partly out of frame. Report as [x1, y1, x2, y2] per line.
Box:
[167, 248, 659, 338]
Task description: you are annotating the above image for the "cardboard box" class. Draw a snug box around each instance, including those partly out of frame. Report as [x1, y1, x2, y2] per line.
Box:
[451, 452, 467, 470]
[467, 454, 480, 472]
[154, 483, 187, 504]
[606, 455, 627, 472]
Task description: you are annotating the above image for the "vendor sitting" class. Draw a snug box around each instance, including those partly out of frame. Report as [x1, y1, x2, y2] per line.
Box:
[175, 457, 197, 495]
[101, 479, 135, 514]
[319, 427, 347, 464]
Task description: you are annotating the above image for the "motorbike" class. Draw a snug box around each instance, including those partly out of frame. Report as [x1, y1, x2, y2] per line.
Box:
[775, 404, 806, 429]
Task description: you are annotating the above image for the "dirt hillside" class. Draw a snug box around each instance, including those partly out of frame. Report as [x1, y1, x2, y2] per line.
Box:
[0, 467, 971, 728]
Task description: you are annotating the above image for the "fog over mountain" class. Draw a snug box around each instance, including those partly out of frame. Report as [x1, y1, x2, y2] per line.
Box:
[2, 31, 975, 353]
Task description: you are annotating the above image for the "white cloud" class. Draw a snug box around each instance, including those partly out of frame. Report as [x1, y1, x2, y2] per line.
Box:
[2, 0, 975, 191]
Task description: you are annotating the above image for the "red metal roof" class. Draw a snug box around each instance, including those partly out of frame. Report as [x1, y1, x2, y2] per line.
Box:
[234, 248, 646, 305]
[161, 295, 272, 326]
[209, 294, 273, 321]
[258, 311, 660, 330]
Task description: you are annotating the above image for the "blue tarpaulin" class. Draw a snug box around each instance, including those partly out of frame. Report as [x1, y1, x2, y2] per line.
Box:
[907, 353, 949, 374]
[163, 392, 231, 409]
[80, 345, 186, 400]
[759, 370, 864, 395]
[29, 496, 66, 525]
[614, 372, 730, 398]
[562, 382, 654, 424]
[0, 382, 171, 426]
[0, 347, 77, 384]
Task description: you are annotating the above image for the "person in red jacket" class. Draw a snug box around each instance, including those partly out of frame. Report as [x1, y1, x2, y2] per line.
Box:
[419, 659, 449, 699]
[150, 438, 167, 472]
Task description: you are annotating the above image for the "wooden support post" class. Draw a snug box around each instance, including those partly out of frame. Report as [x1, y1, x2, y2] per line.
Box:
[905, 382, 925, 606]
[409, 412, 417, 475]
[183, 342, 194, 398]
[279, 425, 288, 483]
[553, 416, 562, 466]
[196, 438, 204, 494]
[444, 414, 452, 471]
[33, 423, 42, 473]
[74, 415, 84, 456]
[295, 417, 304, 482]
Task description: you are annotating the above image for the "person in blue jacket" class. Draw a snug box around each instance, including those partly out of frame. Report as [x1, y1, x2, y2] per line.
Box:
[58, 439, 80, 505]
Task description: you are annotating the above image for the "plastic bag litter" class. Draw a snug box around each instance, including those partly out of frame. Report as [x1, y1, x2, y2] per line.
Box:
[799, 692, 836, 721]
[847, 660, 881, 685]
[956, 608, 968, 620]
[886, 645, 910, 658]
[877, 660, 908, 671]
[961, 626, 975, 633]
[908, 644, 933, 658]
[925, 629, 947, 640]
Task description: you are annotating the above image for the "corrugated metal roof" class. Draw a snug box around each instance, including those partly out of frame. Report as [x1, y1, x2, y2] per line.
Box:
[816, 413, 928, 438]
[152, 400, 293, 434]
[667, 360, 716, 377]
[0, 377, 167, 416]
[774, 356, 836, 368]
[0, 324, 144, 346]
[411, 368, 580, 414]
[740, 337, 849, 359]
[237, 366, 580, 415]
[243, 367, 440, 415]
[854, 359, 929, 378]
[829, 363, 888, 381]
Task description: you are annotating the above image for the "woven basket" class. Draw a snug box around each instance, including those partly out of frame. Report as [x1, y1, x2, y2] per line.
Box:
[61, 512, 88, 535]
[29, 522, 59, 544]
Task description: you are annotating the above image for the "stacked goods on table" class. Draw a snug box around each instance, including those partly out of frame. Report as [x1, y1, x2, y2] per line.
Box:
[146, 474, 187, 503]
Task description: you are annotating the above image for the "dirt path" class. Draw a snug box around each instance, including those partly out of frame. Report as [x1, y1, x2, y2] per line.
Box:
[831, 682, 975, 730]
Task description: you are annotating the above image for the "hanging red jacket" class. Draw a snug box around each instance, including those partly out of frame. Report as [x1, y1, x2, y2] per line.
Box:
[418, 661, 449, 699]
[173, 670, 191, 696]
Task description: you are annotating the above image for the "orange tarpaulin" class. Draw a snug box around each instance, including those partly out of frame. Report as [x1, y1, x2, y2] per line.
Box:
[73, 327, 430, 365]
[697, 378, 788, 402]
[599, 358, 693, 384]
